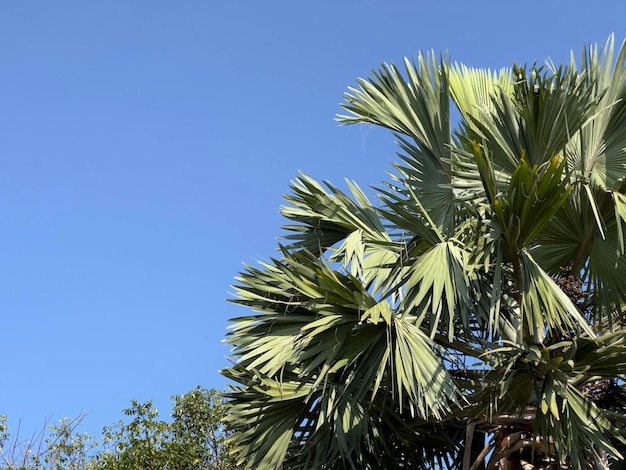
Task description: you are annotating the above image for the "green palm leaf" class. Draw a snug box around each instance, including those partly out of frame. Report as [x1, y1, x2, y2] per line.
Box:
[337, 53, 456, 233]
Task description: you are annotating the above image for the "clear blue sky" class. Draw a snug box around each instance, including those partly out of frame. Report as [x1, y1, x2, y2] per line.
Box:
[1, 1, 624, 441]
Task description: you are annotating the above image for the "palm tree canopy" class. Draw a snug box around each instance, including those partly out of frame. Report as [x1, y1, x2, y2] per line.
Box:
[222, 36, 626, 469]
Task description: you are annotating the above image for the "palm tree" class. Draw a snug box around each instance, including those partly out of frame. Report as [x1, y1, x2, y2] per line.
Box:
[222, 36, 626, 469]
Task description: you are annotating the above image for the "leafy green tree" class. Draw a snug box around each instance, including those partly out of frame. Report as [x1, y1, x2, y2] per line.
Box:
[222, 36, 626, 469]
[170, 387, 235, 469]
[94, 399, 170, 469]
[1, 387, 234, 469]
[93, 387, 235, 470]
[43, 417, 98, 470]
[0, 413, 97, 470]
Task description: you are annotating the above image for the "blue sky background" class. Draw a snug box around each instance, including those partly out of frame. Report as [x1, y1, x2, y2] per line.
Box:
[1, 1, 625, 441]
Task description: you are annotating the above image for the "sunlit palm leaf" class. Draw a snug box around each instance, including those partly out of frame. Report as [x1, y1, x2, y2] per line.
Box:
[226, 244, 464, 467]
[566, 35, 626, 188]
[448, 63, 513, 125]
[280, 173, 389, 255]
[519, 251, 594, 338]
[337, 53, 456, 232]
[400, 241, 472, 339]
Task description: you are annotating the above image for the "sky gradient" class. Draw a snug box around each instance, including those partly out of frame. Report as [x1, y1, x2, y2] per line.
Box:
[1, 1, 625, 440]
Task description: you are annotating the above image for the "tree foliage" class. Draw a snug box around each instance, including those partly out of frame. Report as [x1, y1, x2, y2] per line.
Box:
[0, 413, 97, 470]
[1, 387, 234, 470]
[222, 36, 626, 469]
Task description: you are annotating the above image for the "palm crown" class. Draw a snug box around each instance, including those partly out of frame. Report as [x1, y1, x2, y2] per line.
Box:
[222, 36, 626, 469]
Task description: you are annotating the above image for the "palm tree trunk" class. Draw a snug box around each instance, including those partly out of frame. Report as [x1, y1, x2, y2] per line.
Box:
[464, 424, 488, 470]
[474, 406, 568, 469]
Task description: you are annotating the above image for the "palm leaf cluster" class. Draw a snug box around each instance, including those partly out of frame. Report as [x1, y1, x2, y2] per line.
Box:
[222, 36, 626, 469]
